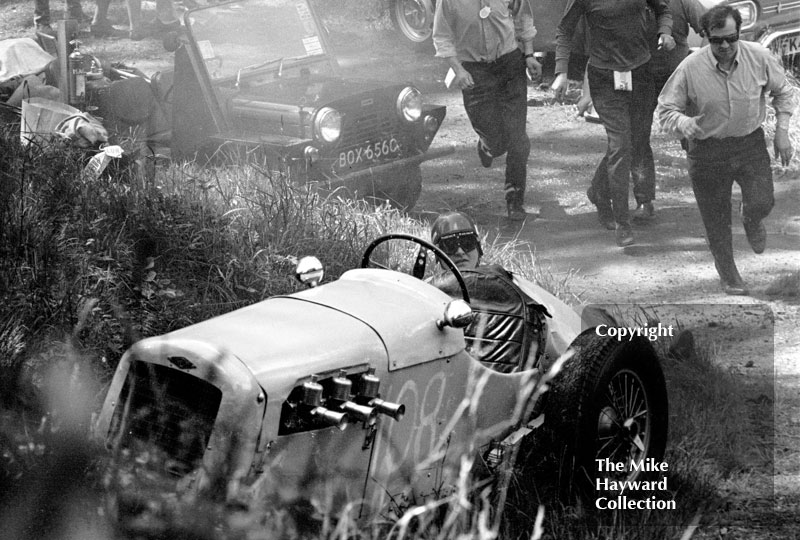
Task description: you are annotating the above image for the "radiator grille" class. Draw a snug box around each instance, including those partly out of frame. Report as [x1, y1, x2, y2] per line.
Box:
[340, 110, 396, 149]
[109, 361, 222, 477]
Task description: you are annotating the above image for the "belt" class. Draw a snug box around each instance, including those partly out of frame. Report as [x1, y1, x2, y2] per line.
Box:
[462, 48, 520, 66]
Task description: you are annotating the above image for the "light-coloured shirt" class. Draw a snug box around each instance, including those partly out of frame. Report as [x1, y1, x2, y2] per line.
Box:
[555, 0, 672, 73]
[433, 0, 536, 62]
[657, 40, 796, 140]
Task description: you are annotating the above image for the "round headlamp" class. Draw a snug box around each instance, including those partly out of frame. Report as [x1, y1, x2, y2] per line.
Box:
[397, 86, 422, 122]
[314, 107, 342, 143]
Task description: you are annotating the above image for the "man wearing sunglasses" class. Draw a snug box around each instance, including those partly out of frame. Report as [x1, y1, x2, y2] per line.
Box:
[657, 5, 796, 296]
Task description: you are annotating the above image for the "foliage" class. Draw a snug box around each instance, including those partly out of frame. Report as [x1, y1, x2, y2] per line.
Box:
[0, 124, 779, 538]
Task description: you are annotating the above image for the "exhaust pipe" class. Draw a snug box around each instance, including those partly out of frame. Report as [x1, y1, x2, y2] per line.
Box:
[370, 398, 405, 421]
[311, 407, 349, 431]
[341, 401, 378, 425]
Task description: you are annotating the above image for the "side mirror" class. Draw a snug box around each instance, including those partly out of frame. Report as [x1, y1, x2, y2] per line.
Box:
[295, 256, 324, 287]
[436, 300, 474, 330]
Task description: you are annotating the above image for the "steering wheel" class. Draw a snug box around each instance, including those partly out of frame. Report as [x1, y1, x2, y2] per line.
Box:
[360, 233, 471, 303]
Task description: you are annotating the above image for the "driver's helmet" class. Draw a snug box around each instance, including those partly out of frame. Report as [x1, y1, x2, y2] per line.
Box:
[430, 211, 483, 257]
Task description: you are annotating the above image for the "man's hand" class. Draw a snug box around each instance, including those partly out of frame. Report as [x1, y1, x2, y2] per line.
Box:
[576, 94, 592, 117]
[658, 34, 676, 51]
[551, 72, 569, 102]
[774, 128, 794, 166]
[452, 65, 474, 90]
[525, 56, 542, 80]
[678, 114, 704, 139]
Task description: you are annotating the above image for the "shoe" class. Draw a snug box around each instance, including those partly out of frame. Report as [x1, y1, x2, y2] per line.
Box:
[507, 201, 527, 221]
[477, 139, 493, 168]
[743, 219, 766, 254]
[129, 27, 148, 41]
[720, 277, 749, 296]
[714, 260, 749, 295]
[91, 21, 125, 38]
[615, 224, 634, 247]
[35, 23, 54, 36]
[631, 202, 655, 223]
[586, 187, 615, 230]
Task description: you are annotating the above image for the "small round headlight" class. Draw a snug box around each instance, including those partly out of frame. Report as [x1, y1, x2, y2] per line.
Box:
[314, 107, 342, 143]
[397, 87, 423, 122]
[423, 115, 439, 134]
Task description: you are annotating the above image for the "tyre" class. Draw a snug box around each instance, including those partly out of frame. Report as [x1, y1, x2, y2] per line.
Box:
[373, 165, 422, 211]
[389, 0, 435, 53]
[539, 331, 669, 500]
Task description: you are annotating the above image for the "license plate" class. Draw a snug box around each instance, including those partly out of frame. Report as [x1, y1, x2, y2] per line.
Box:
[772, 34, 800, 57]
[337, 137, 401, 170]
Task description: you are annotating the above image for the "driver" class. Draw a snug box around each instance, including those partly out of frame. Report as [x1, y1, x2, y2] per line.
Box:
[430, 212, 551, 372]
[430, 211, 612, 372]
[430, 211, 484, 271]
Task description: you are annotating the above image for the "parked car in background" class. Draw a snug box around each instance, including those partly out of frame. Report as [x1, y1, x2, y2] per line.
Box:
[388, 0, 570, 54]
[725, 0, 800, 75]
[165, 0, 452, 210]
[95, 234, 669, 526]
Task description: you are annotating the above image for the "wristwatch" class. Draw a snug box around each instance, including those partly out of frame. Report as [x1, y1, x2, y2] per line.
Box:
[524, 53, 535, 59]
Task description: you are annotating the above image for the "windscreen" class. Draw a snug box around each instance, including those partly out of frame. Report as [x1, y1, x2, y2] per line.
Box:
[185, 0, 328, 82]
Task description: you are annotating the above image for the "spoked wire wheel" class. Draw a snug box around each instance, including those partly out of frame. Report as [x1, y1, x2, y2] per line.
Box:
[597, 368, 653, 481]
[536, 332, 669, 499]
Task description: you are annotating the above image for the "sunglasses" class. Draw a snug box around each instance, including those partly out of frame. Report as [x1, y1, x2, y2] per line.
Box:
[708, 33, 739, 45]
[437, 234, 479, 255]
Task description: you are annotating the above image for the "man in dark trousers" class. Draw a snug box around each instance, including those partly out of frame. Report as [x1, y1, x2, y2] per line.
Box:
[581, 0, 706, 230]
[34, 0, 85, 34]
[433, 0, 542, 221]
[657, 4, 795, 295]
[552, 0, 673, 247]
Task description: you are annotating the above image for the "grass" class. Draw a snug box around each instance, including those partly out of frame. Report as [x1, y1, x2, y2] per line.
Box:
[0, 107, 784, 540]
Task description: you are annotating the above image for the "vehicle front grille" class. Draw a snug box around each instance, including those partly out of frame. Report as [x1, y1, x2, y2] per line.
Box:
[340, 110, 396, 149]
[109, 360, 222, 477]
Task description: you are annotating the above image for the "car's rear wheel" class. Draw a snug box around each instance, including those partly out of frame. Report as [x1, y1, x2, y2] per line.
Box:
[531, 332, 669, 501]
[389, 0, 435, 52]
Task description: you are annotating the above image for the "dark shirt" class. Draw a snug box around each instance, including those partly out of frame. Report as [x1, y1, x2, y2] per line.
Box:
[648, 0, 705, 78]
[555, 0, 672, 74]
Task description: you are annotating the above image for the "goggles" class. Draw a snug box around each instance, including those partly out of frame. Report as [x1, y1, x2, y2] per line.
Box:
[707, 33, 739, 45]
[436, 233, 480, 255]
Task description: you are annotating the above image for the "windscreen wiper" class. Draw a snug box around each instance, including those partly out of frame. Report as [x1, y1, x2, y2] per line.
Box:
[235, 54, 310, 88]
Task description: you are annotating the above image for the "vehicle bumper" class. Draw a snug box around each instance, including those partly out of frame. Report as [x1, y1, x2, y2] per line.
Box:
[315, 143, 455, 198]
[326, 143, 455, 183]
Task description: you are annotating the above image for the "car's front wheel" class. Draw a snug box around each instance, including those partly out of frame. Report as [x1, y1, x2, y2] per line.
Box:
[536, 332, 669, 500]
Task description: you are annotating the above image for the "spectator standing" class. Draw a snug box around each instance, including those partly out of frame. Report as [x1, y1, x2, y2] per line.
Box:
[552, 0, 673, 246]
[657, 5, 795, 295]
[91, 0, 180, 40]
[433, 0, 542, 221]
[34, 0, 86, 34]
[582, 0, 706, 229]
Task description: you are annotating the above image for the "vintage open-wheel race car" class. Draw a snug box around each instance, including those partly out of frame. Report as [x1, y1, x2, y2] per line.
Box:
[94, 233, 669, 524]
